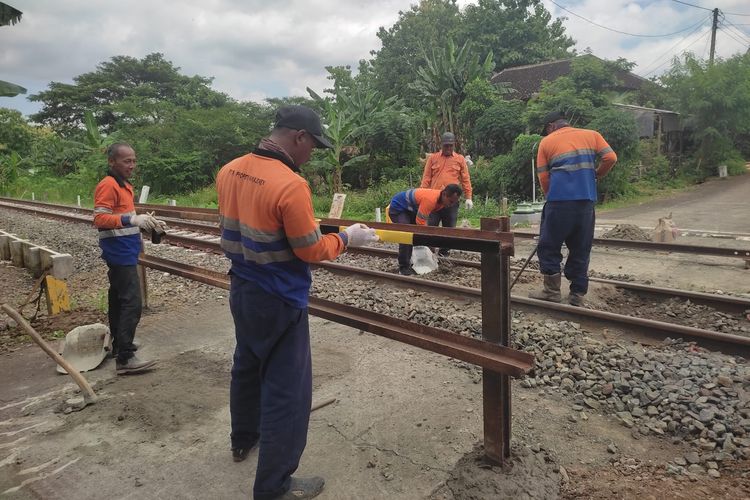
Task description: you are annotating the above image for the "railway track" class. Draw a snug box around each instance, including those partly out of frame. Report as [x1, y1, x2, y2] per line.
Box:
[2, 197, 749, 356]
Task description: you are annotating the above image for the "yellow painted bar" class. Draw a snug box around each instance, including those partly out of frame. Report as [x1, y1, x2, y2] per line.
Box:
[338, 226, 414, 245]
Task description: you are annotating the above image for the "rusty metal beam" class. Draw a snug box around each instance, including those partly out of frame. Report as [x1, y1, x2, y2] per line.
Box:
[137, 254, 534, 376]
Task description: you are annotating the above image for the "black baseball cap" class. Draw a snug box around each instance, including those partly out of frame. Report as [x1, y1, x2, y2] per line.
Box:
[275, 105, 333, 149]
[541, 111, 566, 136]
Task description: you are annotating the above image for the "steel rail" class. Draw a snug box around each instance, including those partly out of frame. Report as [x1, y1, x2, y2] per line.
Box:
[4, 197, 749, 259]
[514, 230, 750, 259]
[315, 262, 750, 357]
[137, 254, 533, 376]
[3, 199, 749, 354]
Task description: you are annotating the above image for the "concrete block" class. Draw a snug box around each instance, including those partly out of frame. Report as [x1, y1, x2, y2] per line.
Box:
[22, 243, 42, 277]
[50, 254, 74, 280]
[0, 234, 10, 260]
[10, 240, 24, 267]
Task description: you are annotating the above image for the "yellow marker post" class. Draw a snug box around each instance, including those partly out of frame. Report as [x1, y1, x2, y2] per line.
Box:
[44, 275, 71, 315]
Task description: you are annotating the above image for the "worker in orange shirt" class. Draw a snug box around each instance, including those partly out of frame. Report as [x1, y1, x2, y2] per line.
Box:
[530, 111, 617, 307]
[387, 185, 462, 275]
[93, 143, 166, 375]
[216, 105, 378, 500]
[420, 132, 473, 256]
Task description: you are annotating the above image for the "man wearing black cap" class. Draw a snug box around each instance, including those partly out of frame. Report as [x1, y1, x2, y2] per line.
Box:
[216, 105, 378, 499]
[530, 111, 617, 306]
[420, 132, 473, 256]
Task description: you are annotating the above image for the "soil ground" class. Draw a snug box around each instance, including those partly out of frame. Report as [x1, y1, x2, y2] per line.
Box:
[1, 175, 750, 499]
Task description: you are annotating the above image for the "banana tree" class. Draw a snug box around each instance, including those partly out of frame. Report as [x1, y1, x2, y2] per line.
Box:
[409, 39, 494, 148]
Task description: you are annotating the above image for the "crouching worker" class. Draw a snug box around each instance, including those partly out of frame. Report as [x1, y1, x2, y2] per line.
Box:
[216, 105, 379, 500]
[387, 184, 462, 275]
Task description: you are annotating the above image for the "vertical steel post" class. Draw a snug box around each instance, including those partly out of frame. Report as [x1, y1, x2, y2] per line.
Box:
[480, 217, 512, 463]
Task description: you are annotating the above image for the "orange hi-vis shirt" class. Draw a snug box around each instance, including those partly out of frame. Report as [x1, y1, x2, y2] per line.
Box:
[389, 188, 447, 225]
[93, 172, 142, 266]
[536, 127, 617, 202]
[216, 150, 346, 308]
[420, 151, 472, 200]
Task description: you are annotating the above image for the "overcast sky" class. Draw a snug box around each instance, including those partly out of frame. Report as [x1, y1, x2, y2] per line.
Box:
[1, 0, 749, 116]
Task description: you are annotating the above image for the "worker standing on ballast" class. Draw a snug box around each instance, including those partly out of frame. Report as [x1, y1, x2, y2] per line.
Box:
[530, 111, 617, 307]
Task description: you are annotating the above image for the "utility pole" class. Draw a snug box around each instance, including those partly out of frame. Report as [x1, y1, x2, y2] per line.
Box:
[709, 8, 719, 65]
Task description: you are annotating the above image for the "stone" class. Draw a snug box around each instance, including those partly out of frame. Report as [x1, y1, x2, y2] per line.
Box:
[674, 457, 687, 466]
[707, 469, 721, 479]
[684, 452, 701, 464]
[607, 444, 618, 454]
[601, 383, 614, 396]
[698, 409, 715, 423]
[716, 375, 732, 387]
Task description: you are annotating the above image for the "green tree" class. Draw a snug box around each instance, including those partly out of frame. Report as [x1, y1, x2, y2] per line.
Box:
[29, 53, 228, 135]
[408, 39, 494, 147]
[0, 108, 34, 156]
[473, 99, 526, 156]
[457, 0, 574, 71]
[660, 52, 750, 175]
[369, 0, 462, 100]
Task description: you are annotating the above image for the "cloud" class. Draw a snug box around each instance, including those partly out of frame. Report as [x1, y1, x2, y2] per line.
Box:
[1, 0, 749, 116]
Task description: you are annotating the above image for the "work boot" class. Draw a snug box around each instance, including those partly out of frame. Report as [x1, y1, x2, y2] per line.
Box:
[569, 292, 585, 307]
[277, 477, 325, 499]
[528, 273, 562, 303]
[399, 267, 417, 276]
[116, 355, 157, 375]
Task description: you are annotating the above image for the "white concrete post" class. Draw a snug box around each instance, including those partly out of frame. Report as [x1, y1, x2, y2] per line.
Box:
[138, 185, 150, 203]
[169, 199, 177, 206]
[375, 207, 382, 222]
[77, 195, 81, 207]
[31, 192, 35, 201]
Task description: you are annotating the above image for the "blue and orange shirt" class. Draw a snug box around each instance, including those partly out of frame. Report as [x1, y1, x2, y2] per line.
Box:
[93, 171, 142, 266]
[216, 150, 347, 309]
[389, 188, 447, 225]
[536, 127, 617, 202]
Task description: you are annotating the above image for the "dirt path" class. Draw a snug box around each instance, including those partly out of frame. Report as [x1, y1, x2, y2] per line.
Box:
[598, 174, 750, 233]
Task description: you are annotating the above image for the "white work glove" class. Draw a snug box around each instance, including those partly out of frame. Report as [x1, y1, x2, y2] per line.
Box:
[146, 211, 168, 233]
[465, 199, 474, 210]
[344, 223, 379, 247]
[130, 214, 157, 231]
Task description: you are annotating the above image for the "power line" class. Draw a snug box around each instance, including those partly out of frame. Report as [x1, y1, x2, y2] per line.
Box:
[548, 0, 709, 37]
[641, 27, 713, 77]
[670, 1, 750, 17]
[722, 17, 750, 43]
[638, 17, 712, 75]
[719, 26, 750, 47]
[670, 0, 713, 12]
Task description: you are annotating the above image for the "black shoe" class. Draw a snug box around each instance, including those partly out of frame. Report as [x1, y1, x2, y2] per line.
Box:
[232, 448, 251, 462]
[399, 267, 417, 276]
[277, 477, 325, 499]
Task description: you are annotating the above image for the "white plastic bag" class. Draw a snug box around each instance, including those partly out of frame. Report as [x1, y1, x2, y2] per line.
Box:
[411, 245, 438, 275]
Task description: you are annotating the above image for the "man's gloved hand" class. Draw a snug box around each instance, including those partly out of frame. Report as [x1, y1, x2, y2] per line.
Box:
[465, 199, 474, 210]
[131, 214, 157, 231]
[344, 223, 379, 247]
[147, 211, 168, 233]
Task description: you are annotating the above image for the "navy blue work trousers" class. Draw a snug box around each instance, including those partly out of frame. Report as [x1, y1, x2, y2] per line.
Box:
[428, 203, 459, 256]
[390, 211, 417, 270]
[106, 264, 142, 362]
[229, 274, 312, 500]
[537, 200, 596, 295]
